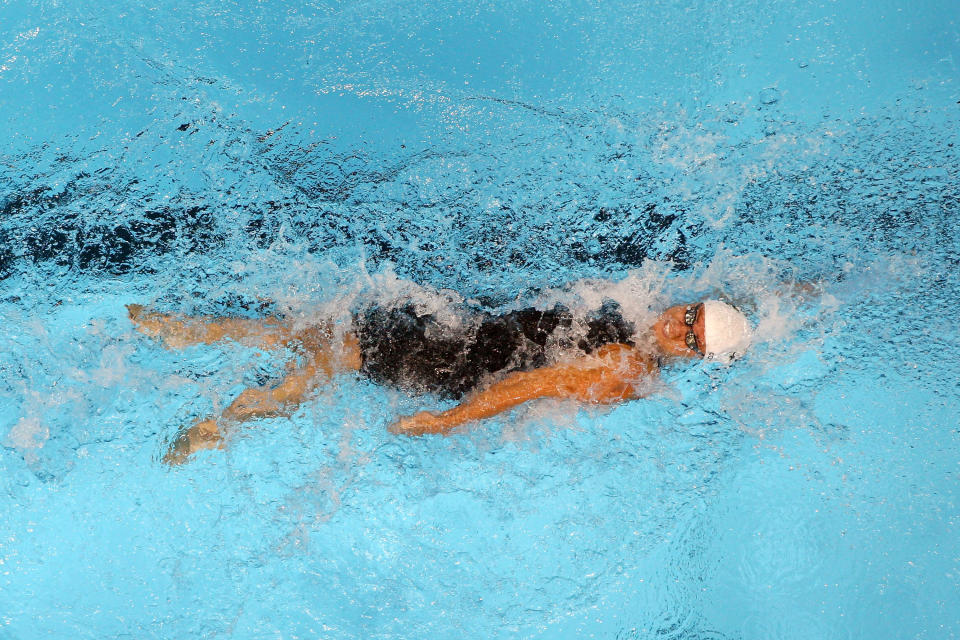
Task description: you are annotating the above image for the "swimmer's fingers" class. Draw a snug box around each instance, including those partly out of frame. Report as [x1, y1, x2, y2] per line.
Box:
[161, 433, 194, 466]
[162, 418, 224, 465]
[387, 413, 422, 435]
[388, 411, 445, 436]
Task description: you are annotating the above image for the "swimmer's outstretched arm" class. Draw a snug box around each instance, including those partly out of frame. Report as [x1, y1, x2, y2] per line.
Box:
[389, 344, 656, 436]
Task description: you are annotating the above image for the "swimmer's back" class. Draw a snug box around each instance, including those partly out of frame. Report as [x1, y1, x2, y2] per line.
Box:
[353, 301, 635, 398]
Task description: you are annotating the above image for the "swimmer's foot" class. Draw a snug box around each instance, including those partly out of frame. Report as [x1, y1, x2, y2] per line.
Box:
[127, 304, 199, 349]
[162, 418, 224, 465]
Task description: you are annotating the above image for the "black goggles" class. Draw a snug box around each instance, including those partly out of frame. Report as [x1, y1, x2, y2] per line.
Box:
[684, 303, 703, 354]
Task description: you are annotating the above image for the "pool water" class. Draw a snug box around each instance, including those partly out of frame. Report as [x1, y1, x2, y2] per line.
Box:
[1, 0, 958, 638]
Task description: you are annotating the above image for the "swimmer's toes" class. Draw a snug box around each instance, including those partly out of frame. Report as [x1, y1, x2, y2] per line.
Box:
[127, 304, 157, 335]
[127, 306, 178, 345]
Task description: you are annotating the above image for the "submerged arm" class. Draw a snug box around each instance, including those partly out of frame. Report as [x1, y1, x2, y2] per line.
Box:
[389, 344, 656, 436]
[162, 327, 361, 464]
[162, 357, 323, 465]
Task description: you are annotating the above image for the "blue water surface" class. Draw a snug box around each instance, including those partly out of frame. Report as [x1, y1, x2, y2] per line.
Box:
[1, 0, 958, 638]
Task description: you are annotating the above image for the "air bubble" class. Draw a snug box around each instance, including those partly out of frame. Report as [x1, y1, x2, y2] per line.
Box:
[759, 87, 781, 105]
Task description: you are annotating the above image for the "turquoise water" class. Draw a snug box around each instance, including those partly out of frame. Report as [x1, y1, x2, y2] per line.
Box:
[1, 0, 958, 638]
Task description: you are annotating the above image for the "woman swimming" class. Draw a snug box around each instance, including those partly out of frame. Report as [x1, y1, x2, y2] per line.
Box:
[128, 295, 752, 464]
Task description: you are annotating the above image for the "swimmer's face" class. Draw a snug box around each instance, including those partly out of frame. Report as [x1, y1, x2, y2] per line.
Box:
[652, 303, 706, 357]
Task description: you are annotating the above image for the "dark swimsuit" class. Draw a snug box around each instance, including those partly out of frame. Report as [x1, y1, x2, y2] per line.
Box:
[352, 301, 635, 399]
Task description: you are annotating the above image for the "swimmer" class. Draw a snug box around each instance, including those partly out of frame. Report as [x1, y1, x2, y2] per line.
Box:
[127, 297, 752, 464]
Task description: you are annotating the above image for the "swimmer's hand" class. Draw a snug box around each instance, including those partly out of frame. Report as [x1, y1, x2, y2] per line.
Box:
[388, 411, 448, 436]
[162, 418, 224, 465]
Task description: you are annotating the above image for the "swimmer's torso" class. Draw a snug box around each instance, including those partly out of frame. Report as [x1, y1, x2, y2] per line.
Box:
[352, 301, 635, 398]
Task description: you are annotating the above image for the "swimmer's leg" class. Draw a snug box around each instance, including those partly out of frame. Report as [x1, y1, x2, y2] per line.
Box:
[161, 327, 362, 465]
[127, 304, 294, 350]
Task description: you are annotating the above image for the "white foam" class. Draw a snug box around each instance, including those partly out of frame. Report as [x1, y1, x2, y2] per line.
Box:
[5, 417, 49, 463]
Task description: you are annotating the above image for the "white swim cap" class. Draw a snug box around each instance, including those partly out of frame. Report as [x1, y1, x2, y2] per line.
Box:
[702, 300, 752, 360]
